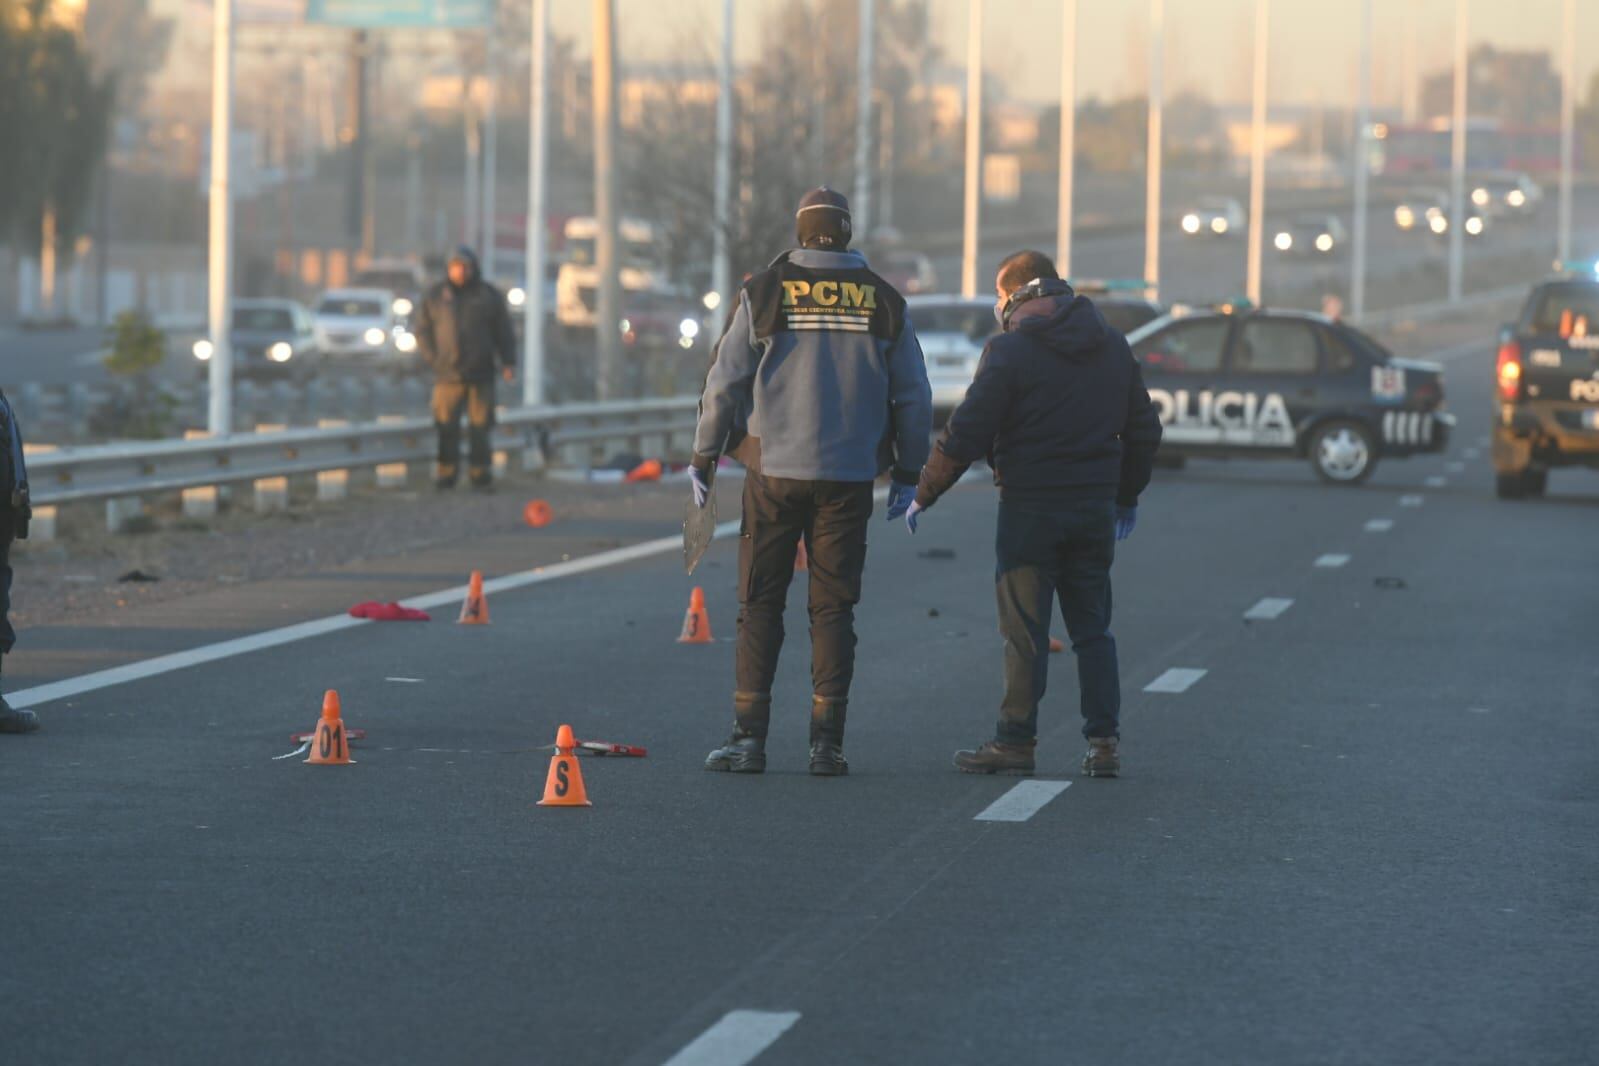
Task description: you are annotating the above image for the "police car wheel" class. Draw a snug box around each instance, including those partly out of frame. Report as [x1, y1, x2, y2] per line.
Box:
[1309, 420, 1377, 484]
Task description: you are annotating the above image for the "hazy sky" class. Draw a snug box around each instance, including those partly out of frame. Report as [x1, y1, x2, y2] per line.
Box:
[542, 0, 1592, 112]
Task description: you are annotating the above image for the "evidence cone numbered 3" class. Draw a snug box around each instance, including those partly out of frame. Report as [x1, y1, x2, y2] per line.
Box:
[677, 586, 713, 644]
[538, 724, 592, 807]
[458, 570, 490, 625]
[305, 689, 354, 765]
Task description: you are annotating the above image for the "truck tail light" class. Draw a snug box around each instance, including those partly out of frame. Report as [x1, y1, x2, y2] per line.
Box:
[1496, 340, 1523, 401]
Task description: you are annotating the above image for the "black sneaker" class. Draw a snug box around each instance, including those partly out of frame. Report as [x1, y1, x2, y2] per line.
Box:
[704, 735, 766, 773]
[1081, 737, 1120, 778]
[0, 696, 39, 734]
[808, 741, 849, 776]
[953, 740, 1035, 775]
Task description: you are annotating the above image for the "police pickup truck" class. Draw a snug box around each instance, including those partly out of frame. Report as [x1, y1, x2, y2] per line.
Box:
[1492, 265, 1599, 498]
[1127, 305, 1452, 484]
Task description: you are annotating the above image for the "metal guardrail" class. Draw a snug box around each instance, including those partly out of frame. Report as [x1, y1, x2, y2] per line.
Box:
[27, 396, 699, 506]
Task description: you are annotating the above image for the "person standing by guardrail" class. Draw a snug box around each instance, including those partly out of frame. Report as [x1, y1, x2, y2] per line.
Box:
[0, 389, 38, 733]
[690, 187, 932, 777]
[413, 246, 517, 491]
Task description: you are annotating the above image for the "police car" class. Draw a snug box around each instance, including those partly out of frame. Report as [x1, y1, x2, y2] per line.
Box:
[1127, 305, 1453, 484]
[1491, 263, 1599, 498]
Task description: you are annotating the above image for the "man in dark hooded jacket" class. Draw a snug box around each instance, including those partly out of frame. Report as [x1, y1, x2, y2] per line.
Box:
[907, 250, 1162, 778]
[0, 388, 37, 733]
[413, 246, 517, 489]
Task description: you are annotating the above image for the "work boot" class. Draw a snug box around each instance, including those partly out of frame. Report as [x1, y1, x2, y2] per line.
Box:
[704, 692, 771, 774]
[953, 739, 1035, 775]
[808, 697, 849, 776]
[1081, 736, 1120, 778]
[0, 695, 39, 734]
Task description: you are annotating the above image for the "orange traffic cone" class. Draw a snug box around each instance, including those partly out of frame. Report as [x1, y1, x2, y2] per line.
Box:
[794, 538, 809, 572]
[1049, 637, 1065, 654]
[523, 499, 554, 528]
[625, 458, 663, 483]
[677, 586, 713, 643]
[538, 724, 592, 807]
[458, 570, 490, 625]
[305, 689, 354, 765]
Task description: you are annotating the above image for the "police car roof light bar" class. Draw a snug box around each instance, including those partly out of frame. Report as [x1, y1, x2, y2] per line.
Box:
[1551, 259, 1599, 278]
[1071, 278, 1154, 294]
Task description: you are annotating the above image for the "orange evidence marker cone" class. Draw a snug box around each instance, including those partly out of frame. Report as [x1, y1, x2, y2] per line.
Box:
[538, 724, 592, 807]
[677, 586, 713, 644]
[1049, 637, 1065, 654]
[523, 499, 554, 528]
[458, 570, 490, 625]
[794, 538, 809, 572]
[305, 689, 354, 765]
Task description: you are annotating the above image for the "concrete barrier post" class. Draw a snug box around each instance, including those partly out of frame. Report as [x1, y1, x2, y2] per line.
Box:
[106, 496, 144, 533]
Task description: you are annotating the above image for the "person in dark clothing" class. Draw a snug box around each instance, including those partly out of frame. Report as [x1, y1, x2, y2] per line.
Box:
[0, 389, 38, 733]
[691, 186, 933, 776]
[908, 250, 1162, 778]
[413, 246, 517, 489]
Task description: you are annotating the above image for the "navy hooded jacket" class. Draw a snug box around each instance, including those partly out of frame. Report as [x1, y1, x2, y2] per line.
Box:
[915, 284, 1163, 509]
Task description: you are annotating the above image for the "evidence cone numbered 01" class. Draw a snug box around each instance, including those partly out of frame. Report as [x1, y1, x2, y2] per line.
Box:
[305, 690, 354, 765]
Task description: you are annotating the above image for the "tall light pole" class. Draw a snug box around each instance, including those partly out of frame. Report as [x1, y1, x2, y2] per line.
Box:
[960, 0, 983, 297]
[1244, 0, 1269, 307]
[592, 0, 622, 399]
[481, 38, 499, 270]
[1448, 0, 1468, 303]
[523, 0, 548, 407]
[1144, 0, 1164, 300]
[854, 0, 875, 242]
[1558, 0, 1575, 265]
[1351, 0, 1372, 320]
[710, 0, 734, 309]
[1056, 0, 1077, 278]
[207, 0, 235, 436]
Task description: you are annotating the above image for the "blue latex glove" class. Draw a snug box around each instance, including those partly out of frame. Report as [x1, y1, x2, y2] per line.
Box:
[885, 481, 916, 521]
[1114, 505, 1137, 541]
[690, 466, 711, 509]
[905, 500, 924, 534]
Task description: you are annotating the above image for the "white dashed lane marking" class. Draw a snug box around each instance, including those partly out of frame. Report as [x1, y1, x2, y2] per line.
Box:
[1399, 495, 1423, 507]
[1364, 519, 1394, 533]
[1145, 668, 1208, 694]
[1424, 476, 1447, 488]
[664, 1011, 802, 1066]
[974, 780, 1073, 822]
[1314, 554, 1351, 568]
[1243, 597, 1294, 621]
[1446, 461, 1466, 473]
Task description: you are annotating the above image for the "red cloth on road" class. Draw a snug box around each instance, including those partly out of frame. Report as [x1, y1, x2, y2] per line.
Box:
[349, 601, 431, 622]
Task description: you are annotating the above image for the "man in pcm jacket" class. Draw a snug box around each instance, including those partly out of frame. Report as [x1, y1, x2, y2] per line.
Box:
[907, 250, 1162, 778]
[690, 187, 932, 776]
[413, 245, 517, 490]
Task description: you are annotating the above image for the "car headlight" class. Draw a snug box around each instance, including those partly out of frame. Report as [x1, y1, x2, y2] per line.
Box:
[1429, 215, 1448, 234]
[679, 317, 700, 340]
[1274, 232, 1293, 251]
[1181, 214, 1201, 234]
[1507, 189, 1526, 207]
[1211, 216, 1229, 234]
[508, 287, 526, 307]
[363, 326, 386, 347]
[1395, 206, 1414, 229]
[1465, 215, 1484, 236]
[702, 290, 722, 311]
[192, 339, 214, 361]
[392, 297, 413, 317]
[1471, 188, 1489, 207]
[678, 336, 694, 350]
[394, 331, 417, 353]
[1315, 233, 1334, 252]
[268, 341, 293, 363]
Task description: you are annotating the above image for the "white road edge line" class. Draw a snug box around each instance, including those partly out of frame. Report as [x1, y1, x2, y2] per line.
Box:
[1313, 554, 1350, 568]
[1364, 519, 1394, 533]
[1243, 597, 1294, 621]
[974, 780, 1072, 823]
[1144, 668, 1207, 694]
[663, 1010, 802, 1066]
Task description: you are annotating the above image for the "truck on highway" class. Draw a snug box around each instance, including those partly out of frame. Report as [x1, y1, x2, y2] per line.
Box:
[554, 217, 674, 332]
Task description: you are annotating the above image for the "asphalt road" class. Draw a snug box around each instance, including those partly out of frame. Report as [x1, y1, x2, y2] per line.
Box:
[2, 321, 1596, 1065]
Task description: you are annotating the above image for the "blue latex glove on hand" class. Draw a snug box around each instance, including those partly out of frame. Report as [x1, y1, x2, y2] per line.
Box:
[690, 466, 712, 509]
[1114, 505, 1137, 541]
[885, 481, 916, 521]
[905, 500, 924, 534]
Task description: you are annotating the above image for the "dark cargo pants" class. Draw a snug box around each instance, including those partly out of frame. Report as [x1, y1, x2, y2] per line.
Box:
[432, 381, 496, 485]
[735, 471, 874, 718]
[994, 498, 1121, 742]
[0, 531, 13, 657]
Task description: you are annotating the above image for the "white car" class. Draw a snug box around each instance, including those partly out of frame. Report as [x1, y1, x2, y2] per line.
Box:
[908, 296, 998, 416]
[1180, 197, 1246, 238]
[314, 287, 414, 364]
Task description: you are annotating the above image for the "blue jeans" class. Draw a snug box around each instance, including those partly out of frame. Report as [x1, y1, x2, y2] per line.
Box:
[994, 498, 1120, 742]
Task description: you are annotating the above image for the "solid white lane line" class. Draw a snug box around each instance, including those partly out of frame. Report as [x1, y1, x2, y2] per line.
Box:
[974, 780, 1072, 822]
[1243, 597, 1294, 621]
[1424, 476, 1447, 488]
[1144, 668, 1207, 694]
[1314, 554, 1350, 568]
[1399, 495, 1424, 507]
[1364, 519, 1394, 533]
[663, 1010, 802, 1066]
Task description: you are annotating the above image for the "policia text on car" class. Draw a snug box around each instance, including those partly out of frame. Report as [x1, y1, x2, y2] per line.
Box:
[689, 187, 933, 776]
[0, 388, 38, 734]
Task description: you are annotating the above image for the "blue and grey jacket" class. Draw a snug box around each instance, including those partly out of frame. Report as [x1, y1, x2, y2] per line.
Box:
[693, 248, 932, 484]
